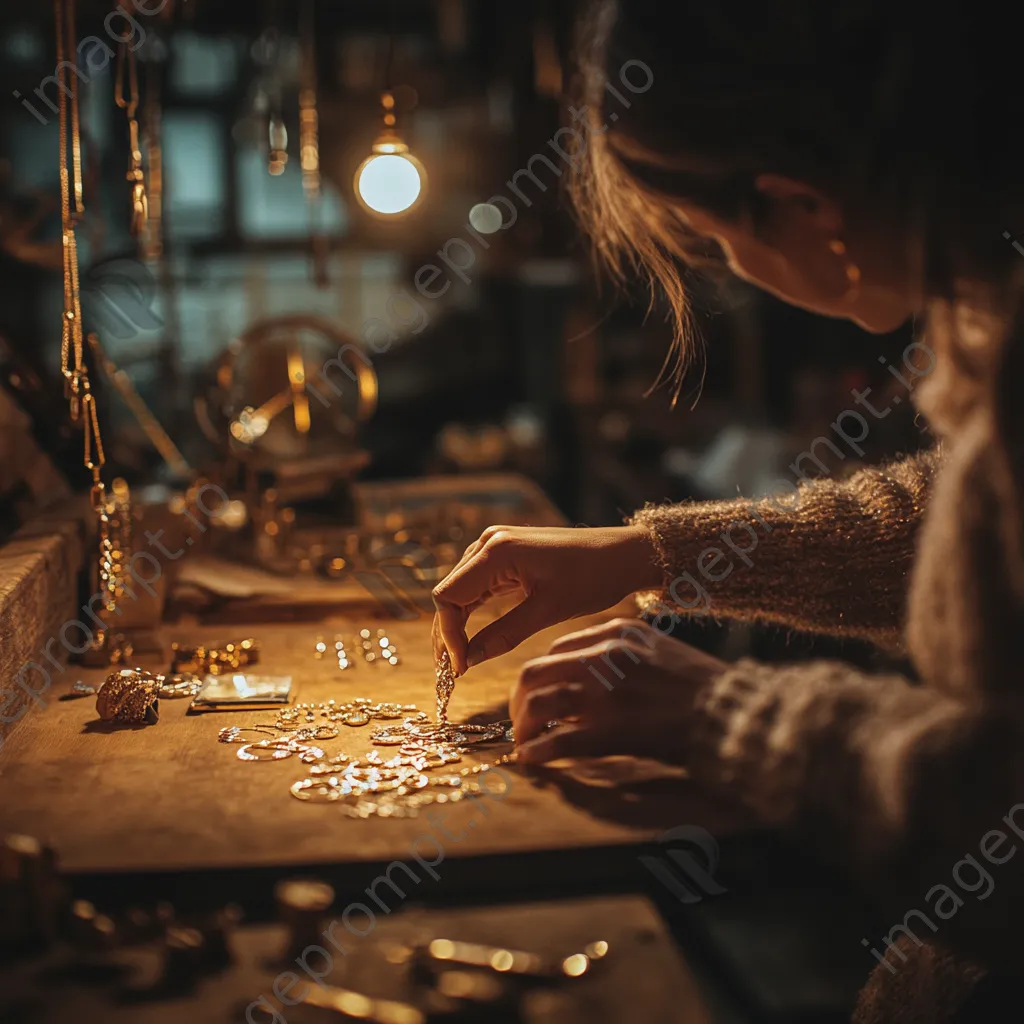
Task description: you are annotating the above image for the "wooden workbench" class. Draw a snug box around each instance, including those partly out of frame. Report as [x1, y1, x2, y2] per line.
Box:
[0, 606, 744, 899]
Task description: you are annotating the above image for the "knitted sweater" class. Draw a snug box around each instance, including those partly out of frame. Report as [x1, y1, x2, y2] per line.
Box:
[629, 299, 1024, 986]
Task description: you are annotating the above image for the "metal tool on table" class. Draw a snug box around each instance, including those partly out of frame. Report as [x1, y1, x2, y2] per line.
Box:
[300, 979, 524, 1023]
[275, 877, 336, 963]
[411, 937, 610, 982]
[0, 833, 64, 954]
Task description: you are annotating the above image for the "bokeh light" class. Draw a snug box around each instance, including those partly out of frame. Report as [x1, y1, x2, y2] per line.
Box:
[354, 153, 423, 215]
[469, 202, 503, 233]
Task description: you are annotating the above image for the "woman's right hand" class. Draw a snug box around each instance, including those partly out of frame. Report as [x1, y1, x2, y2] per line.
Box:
[431, 524, 665, 676]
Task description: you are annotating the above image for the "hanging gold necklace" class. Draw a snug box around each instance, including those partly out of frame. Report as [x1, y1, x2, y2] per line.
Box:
[56, 0, 132, 662]
[299, 0, 328, 286]
[141, 58, 163, 262]
[114, 23, 148, 238]
[56, 0, 99, 469]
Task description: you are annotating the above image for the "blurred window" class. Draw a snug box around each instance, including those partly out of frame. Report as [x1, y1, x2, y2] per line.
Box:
[164, 112, 225, 239]
[236, 148, 348, 239]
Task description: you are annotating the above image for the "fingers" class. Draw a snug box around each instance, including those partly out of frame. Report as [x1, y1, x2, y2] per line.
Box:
[433, 530, 519, 676]
[547, 617, 655, 656]
[434, 530, 516, 606]
[431, 614, 447, 664]
[433, 604, 470, 675]
[513, 681, 593, 745]
[466, 598, 554, 670]
[516, 723, 616, 764]
[513, 638, 645, 710]
[510, 640, 635, 723]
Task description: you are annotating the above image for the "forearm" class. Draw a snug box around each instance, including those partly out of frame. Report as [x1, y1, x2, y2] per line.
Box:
[629, 447, 941, 649]
[686, 657, 1024, 970]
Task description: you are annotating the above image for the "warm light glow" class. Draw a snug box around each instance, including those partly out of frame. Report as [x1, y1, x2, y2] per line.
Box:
[469, 203, 503, 234]
[562, 953, 590, 977]
[354, 153, 424, 215]
[490, 949, 515, 972]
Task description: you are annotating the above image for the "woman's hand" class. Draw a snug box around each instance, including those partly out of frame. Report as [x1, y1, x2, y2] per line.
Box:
[431, 525, 664, 675]
[508, 618, 727, 764]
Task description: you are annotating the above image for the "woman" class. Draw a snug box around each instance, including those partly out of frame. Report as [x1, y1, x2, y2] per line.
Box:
[432, 2, 1024, 1020]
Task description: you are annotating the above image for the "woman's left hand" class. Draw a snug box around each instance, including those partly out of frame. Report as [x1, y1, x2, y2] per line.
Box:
[510, 617, 728, 765]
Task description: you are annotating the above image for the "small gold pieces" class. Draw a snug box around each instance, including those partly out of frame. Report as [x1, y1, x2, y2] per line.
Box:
[291, 750, 516, 817]
[171, 638, 259, 676]
[276, 700, 424, 732]
[159, 673, 202, 699]
[356, 627, 400, 666]
[219, 723, 337, 745]
[334, 638, 350, 671]
[217, 690, 516, 817]
[218, 725, 278, 744]
[238, 740, 326, 763]
[95, 668, 162, 724]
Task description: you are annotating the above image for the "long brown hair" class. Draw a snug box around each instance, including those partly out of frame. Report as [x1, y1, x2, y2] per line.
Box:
[568, 0, 1024, 592]
[568, 0, 1024, 366]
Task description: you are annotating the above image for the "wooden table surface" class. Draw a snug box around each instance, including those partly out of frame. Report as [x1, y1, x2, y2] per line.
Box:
[0, 605, 746, 889]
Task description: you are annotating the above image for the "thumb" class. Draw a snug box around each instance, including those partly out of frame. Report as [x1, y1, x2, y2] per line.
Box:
[467, 599, 553, 668]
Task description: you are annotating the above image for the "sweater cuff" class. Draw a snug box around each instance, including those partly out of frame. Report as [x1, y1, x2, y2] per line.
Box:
[627, 503, 708, 615]
[682, 658, 899, 829]
[684, 659, 805, 826]
[628, 502, 697, 577]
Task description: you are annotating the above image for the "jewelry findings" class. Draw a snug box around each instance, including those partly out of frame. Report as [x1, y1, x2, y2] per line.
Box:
[216, 691, 516, 818]
[293, 753, 518, 819]
[276, 700, 423, 731]
[356, 628, 399, 666]
[159, 673, 203, 699]
[334, 638, 350, 671]
[171, 638, 259, 675]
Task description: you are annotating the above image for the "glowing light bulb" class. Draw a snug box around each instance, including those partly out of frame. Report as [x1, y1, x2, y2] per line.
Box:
[354, 150, 425, 216]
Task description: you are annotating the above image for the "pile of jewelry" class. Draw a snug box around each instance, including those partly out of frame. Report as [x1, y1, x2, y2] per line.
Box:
[216, 695, 514, 818]
[95, 667, 203, 724]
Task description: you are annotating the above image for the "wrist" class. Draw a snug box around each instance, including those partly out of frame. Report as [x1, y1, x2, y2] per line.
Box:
[616, 523, 665, 592]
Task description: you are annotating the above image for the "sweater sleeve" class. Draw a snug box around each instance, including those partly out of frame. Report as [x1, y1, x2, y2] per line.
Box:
[682, 407, 1024, 970]
[686, 657, 1024, 971]
[629, 447, 941, 651]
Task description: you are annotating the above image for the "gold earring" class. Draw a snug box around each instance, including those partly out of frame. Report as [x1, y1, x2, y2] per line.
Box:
[828, 238, 861, 304]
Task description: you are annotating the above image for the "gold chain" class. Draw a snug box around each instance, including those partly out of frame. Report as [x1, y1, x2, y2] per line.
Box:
[299, 0, 328, 286]
[142, 60, 163, 261]
[97, 477, 132, 614]
[114, 21, 148, 237]
[57, 0, 132, 657]
[56, 0, 106, 498]
[299, 0, 320, 201]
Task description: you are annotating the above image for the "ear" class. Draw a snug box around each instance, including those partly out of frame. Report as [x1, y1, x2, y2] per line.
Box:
[753, 174, 844, 234]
